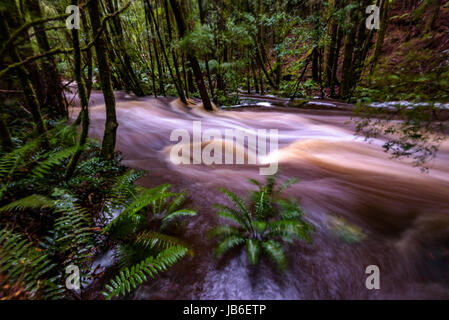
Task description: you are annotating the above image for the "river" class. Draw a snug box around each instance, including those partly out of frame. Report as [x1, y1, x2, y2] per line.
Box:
[75, 91, 449, 299]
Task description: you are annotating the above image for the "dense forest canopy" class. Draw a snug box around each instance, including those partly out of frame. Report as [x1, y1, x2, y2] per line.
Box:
[0, 0, 448, 300]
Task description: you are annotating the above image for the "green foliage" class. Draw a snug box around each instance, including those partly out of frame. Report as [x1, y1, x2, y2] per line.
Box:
[0, 194, 54, 213]
[0, 127, 196, 300]
[0, 228, 62, 299]
[177, 24, 214, 56]
[101, 180, 196, 299]
[210, 176, 314, 271]
[102, 245, 188, 300]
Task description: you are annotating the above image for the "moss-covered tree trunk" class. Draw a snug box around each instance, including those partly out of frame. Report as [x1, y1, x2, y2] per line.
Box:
[340, 2, 361, 99]
[0, 10, 49, 149]
[66, 0, 90, 179]
[88, 0, 118, 159]
[3, 0, 45, 112]
[24, 0, 67, 118]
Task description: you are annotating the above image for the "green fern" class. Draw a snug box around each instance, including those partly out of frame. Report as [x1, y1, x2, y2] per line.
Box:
[134, 230, 193, 255]
[0, 194, 54, 213]
[0, 228, 60, 299]
[48, 190, 96, 271]
[109, 170, 145, 205]
[210, 176, 314, 271]
[102, 245, 188, 300]
[0, 139, 40, 189]
[104, 184, 197, 236]
[31, 146, 78, 179]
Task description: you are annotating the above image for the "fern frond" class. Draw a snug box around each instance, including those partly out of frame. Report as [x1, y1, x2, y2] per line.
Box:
[218, 187, 251, 221]
[32, 146, 78, 179]
[214, 203, 250, 231]
[0, 194, 54, 213]
[160, 209, 197, 230]
[109, 170, 145, 205]
[102, 245, 188, 300]
[208, 225, 241, 239]
[134, 230, 192, 255]
[165, 192, 187, 214]
[246, 239, 261, 265]
[0, 139, 40, 183]
[0, 228, 59, 299]
[261, 240, 287, 271]
[214, 235, 246, 258]
[50, 192, 96, 270]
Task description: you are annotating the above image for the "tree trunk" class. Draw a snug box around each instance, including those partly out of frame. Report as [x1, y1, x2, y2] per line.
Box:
[88, 0, 118, 159]
[105, 0, 145, 96]
[66, 0, 90, 179]
[24, 0, 67, 118]
[0, 9, 49, 149]
[146, 0, 186, 103]
[169, 0, 214, 111]
[0, 114, 13, 151]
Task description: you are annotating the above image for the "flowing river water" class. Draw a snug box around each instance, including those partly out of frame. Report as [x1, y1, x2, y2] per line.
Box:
[75, 91, 449, 299]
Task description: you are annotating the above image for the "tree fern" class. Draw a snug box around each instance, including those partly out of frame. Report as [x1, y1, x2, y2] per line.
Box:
[102, 245, 188, 300]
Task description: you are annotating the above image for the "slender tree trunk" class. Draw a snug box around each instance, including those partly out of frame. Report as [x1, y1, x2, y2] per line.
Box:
[169, 0, 213, 111]
[330, 27, 343, 97]
[164, 0, 188, 100]
[340, 5, 359, 99]
[66, 0, 90, 179]
[197, 0, 214, 98]
[145, 2, 165, 96]
[4, 0, 45, 112]
[254, 43, 278, 90]
[25, 0, 67, 118]
[312, 48, 319, 82]
[146, 0, 186, 103]
[88, 0, 118, 159]
[105, 0, 145, 96]
[0, 114, 13, 151]
[0, 10, 49, 149]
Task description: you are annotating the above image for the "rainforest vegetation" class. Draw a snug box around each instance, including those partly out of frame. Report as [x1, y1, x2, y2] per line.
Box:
[1, 0, 448, 300]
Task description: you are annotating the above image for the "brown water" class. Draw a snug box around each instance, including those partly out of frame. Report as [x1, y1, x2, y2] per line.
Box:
[76, 92, 449, 300]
